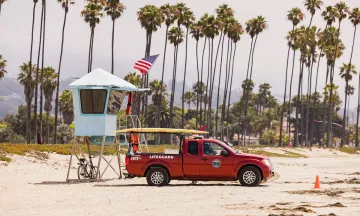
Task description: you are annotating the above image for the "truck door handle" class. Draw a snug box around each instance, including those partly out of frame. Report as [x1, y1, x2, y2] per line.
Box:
[201, 158, 208, 161]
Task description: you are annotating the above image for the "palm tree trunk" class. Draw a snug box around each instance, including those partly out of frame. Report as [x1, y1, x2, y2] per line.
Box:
[245, 38, 254, 80]
[27, 1, 38, 143]
[244, 34, 259, 145]
[181, 28, 189, 128]
[328, 22, 342, 147]
[169, 45, 179, 131]
[305, 57, 315, 146]
[310, 52, 323, 146]
[159, 25, 169, 128]
[39, 1, 46, 141]
[215, 33, 226, 138]
[54, 7, 68, 144]
[199, 38, 207, 127]
[221, 38, 232, 140]
[321, 65, 330, 145]
[227, 42, 236, 132]
[144, 32, 153, 127]
[204, 40, 211, 129]
[279, 44, 292, 147]
[46, 109, 50, 144]
[195, 39, 200, 129]
[90, 27, 95, 72]
[208, 33, 223, 135]
[34, 6, 44, 144]
[341, 81, 349, 146]
[111, 19, 115, 74]
[295, 58, 305, 147]
[88, 29, 93, 73]
[287, 49, 296, 142]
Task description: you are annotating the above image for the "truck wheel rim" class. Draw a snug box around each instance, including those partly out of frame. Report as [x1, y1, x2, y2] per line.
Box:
[151, 172, 164, 185]
[243, 171, 256, 184]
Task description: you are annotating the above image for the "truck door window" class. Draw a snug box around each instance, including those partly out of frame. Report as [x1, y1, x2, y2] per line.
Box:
[187, 141, 198, 156]
[203, 142, 227, 156]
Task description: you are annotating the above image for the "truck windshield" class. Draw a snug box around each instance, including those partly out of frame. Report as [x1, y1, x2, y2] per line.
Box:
[217, 140, 240, 154]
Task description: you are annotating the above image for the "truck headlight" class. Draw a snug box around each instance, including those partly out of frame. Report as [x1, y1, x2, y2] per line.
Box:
[262, 159, 272, 167]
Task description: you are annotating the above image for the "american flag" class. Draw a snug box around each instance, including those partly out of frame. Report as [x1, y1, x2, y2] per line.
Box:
[134, 54, 159, 75]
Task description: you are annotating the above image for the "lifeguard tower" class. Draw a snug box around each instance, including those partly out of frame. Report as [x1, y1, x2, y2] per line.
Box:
[65, 68, 148, 182]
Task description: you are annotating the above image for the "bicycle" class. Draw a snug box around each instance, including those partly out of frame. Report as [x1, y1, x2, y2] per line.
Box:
[77, 156, 99, 180]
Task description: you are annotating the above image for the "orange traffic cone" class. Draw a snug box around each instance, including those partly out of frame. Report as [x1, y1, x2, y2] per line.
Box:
[314, 175, 320, 189]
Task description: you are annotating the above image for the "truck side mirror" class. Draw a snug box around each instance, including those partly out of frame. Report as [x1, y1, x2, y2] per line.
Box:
[220, 150, 229, 157]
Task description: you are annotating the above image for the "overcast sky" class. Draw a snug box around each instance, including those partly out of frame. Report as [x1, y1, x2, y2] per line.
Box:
[0, 0, 360, 108]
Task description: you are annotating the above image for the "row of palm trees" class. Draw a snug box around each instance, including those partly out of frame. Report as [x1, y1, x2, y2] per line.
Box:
[278, 0, 360, 148]
[135, 3, 267, 142]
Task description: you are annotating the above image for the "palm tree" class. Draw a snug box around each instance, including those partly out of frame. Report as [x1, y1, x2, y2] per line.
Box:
[199, 13, 210, 127]
[0, 55, 7, 80]
[320, 26, 345, 146]
[146, 99, 180, 129]
[182, 91, 195, 110]
[339, 63, 357, 146]
[202, 14, 220, 133]
[327, 2, 349, 147]
[190, 20, 204, 128]
[180, 8, 195, 128]
[242, 16, 268, 145]
[54, 0, 74, 144]
[214, 5, 234, 138]
[309, 6, 337, 146]
[104, 0, 125, 75]
[33, 2, 44, 144]
[59, 90, 74, 125]
[81, 1, 104, 73]
[225, 23, 242, 137]
[38, 0, 48, 144]
[159, 4, 175, 127]
[42, 67, 57, 144]
[149, 79, 167, 135]
[18, 63, 37, 141]
[279, 7, 304, 146]
[168, 26, 184, 131]
[294, 0, 323, 147]
[137, 5, 163, 122]
[348, 7, 360, 147]
[27, 0, 39, 143]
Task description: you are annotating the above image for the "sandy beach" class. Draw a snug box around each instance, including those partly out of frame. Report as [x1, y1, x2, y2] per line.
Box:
[1, 148, 360, 216]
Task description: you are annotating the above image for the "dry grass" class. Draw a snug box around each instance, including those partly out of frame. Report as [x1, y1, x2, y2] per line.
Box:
[287, 189, 346, 197]
[0, 155, 12, 163]
[240, 148, 307, 158]
[0, 143, 179, 159]
[339, 147, 360, 154]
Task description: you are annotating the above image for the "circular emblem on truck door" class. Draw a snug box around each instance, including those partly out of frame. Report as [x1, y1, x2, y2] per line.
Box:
[212, 159, 221, 168]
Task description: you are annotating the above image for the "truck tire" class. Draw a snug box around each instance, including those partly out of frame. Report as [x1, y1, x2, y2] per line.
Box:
[238, 166, 262, 187]
[146, 167, 169, 187]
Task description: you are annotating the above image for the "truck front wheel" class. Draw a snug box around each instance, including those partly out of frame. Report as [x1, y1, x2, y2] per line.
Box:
[146, 167, 169, 187]
[238, 166, 262, 187]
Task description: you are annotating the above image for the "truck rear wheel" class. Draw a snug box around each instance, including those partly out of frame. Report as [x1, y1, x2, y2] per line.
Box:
[146, 167, 169, 187]
[238, 166, 262, 187]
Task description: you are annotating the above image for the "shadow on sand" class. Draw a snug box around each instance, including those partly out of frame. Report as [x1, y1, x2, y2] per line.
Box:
[93, 183, 269, 188]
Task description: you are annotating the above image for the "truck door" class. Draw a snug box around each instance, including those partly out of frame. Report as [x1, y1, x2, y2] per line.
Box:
[182, 140, 201, 176]
[199, 141, 233, 178]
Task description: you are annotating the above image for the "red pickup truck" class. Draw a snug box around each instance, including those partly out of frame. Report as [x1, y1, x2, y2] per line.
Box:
[125, 137, 274, 187]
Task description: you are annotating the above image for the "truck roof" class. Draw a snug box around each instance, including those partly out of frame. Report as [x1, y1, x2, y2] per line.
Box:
[116, 128, 209, 135]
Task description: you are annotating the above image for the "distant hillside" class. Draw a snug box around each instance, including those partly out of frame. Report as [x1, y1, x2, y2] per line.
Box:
[0, 77, 74, 118]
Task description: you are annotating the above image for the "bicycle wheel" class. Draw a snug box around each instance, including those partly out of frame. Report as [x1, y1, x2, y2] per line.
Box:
[91, 166, 99, 179]
[77, 165, 87, 179]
